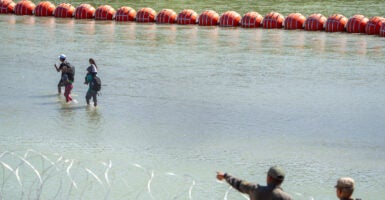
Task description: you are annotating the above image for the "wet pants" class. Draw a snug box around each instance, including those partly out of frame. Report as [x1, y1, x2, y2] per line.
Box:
[64, 84, 73, 102]
[86, 90, 97, 106]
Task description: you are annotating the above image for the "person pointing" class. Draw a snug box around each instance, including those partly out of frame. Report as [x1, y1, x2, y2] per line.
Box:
[216, 166, 292, 200]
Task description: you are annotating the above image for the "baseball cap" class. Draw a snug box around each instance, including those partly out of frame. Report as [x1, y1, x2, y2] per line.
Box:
[335, 177, 355, 189]
[268, 166, 285, 181]
[59, 54, 66, 60]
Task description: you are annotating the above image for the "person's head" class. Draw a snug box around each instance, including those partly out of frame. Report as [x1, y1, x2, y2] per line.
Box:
[89, 58, 98, 71]
[59, 54, 66, 62]
[89, 58, 96, 66]
[266, 166, 285, 185]
[335, 177, 354, 199]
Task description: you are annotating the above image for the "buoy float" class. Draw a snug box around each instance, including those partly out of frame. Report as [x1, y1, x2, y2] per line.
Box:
[136, 7, 156, 23]
[156, 9, 177, 24]
[262, 12, 284, 29]
[284, 13, 306, 30]
[325, 14, 347, 32]
[240, 12, 263, 28]
[379, 22, 385, 37]
[219, 11, 241, 27]
[74, 3, 95, 19]
[115, 6, 136, 21]
[365, 16, 385, 35]
[176, 9, 197, 25]
[0, 0, 16, 14]
[95, 5, 115, 20]
[53, 3, 74, 18]
[14, 0, 35, 15]
[198, 10, 219, 26]
[304, 13, 326, 31]
[34, 1, 55, 17]
[4, 1, 385, 38]
[346, 15, 368, 33]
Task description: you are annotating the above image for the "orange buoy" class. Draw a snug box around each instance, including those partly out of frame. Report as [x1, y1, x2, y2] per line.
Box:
[219, 11, 241, 27]
[54, 3, 74, 18]
[304, 13, 326, 31]
[74, 3, 95, 19]
[284, 13, 306, 30]
[346, 15, 368, 33]
[198, 10, 219, 26]
[0, 0, 16, 14]
[262, 12, 284, 29]
[241, 12, 263, 28]
[325, 14, 347, 32]
[95, 5, 115, 20]
[14, 0, 35, 15]
[176, 9, 197, 25]
[136, 7, 156, 23]
[379, 22, 385, 37]
[34, 1, 55, 17]
[115, 6, 136, 21]
[156, 9, 177, 24]
[365, 16, 385, 35]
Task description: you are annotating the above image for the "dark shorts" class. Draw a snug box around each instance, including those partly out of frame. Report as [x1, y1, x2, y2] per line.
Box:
[58, 79, 65, 87]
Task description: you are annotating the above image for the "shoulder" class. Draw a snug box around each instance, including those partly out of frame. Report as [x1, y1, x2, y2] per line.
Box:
[65, 61, 74, 67]
[60, 61, 70, 67]
[272, 187, 292, 200]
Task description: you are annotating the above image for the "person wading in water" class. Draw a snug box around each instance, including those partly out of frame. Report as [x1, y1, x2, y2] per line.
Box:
[84, 58, 100, 107]
[54, 54, 73, 95]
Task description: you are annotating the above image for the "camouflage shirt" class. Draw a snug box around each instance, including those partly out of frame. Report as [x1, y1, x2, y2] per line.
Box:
[224, 173, 292, 200]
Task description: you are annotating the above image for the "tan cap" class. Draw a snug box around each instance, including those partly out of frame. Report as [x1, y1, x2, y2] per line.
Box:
[268, 166, 285, 181]
[335, 177, 355, 189]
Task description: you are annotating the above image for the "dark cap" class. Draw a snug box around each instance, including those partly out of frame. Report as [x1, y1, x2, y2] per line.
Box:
[268, 166, 285, 181]
[335, 177, 354, 189]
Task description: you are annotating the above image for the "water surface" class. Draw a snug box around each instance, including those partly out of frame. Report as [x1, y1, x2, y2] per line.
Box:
[1, 1, 385, 199]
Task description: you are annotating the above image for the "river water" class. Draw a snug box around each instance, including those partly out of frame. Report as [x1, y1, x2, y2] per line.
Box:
[1, 1, 385, 199]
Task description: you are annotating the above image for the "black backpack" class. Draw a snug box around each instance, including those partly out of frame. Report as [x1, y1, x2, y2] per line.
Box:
[66, 62, 75, 82]
[91, 75, 101, 92]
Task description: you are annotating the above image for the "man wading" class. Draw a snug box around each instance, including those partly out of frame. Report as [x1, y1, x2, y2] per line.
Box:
[54, 54, 73, 95]
[54, 54, 75, 103]
[216, 166, 292, 200]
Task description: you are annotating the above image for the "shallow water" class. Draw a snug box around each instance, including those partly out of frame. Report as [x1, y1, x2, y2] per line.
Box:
[1, 1, 385, 199]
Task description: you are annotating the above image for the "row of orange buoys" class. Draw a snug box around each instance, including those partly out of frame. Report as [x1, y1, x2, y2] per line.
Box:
[2, 0, 385, 37]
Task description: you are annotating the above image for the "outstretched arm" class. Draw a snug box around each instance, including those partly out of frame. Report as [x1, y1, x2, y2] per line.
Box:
[216, 171, 257, 196]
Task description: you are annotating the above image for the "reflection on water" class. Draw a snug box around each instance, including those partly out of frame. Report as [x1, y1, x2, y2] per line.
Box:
[135, 23, 158, 46]
[86, 106, 103, 131]
[17, 15, 35, 25]
[54, 17, 75, 25]
[115, 22, 137, 41]
[75, 20, 96, 35]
